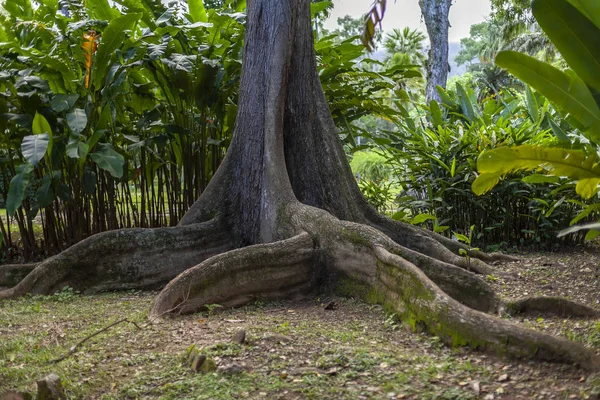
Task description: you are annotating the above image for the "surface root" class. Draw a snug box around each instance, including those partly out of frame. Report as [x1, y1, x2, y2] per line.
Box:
[150, 232, 316, 316]
[506, 297, 600, 318]
[0, 219, 231, 300]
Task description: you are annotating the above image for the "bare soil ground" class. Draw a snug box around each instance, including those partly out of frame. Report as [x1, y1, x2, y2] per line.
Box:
[2, 249, 600, 399]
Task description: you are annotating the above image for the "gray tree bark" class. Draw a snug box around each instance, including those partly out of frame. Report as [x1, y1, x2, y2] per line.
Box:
[419, 0, 453, 103]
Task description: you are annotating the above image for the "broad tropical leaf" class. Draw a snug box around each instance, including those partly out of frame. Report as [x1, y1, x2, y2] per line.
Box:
[495, 51, 600, 141]
[188, 0, 207, 23]
[456, 83, 476, 121]
[86, 0, 119, 20]
[21, 134, 50, 166]
[473, 145, 600, 198]
[32, 112, 52, 136]
[50, 94, 79, 113]
[93, 13, 142, 89]
[67, 134, 90, 159]
[6, 164, 34, 216]
[532, 0, 600, 92]
[67, 108, 88, 134]
[91, 143, 125, 178]
[36, 174, 55, 208]
[522, 174, 561, 184]
[567, 0, 600, 28]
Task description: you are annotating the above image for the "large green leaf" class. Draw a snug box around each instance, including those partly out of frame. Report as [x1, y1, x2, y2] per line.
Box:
[532, 0, 600, 92]
[93, 13, 142, 89]
[21, 134, 50, 165]
[31, 112, 52, 159]
[50, 94, 79, 113]
[495, 51, 600, 141]
[36, 173, 55, 208]
[66, 134, 90, 159]
[567, 0, 600, 30]
[67, 108, 88, 134]
[6, 164, 34, 216]
[525, 86, 539, 122]
[86, 0, 119, 21]
[473, 145, 600, 198]
[91, 143, 125, 178]
[310, 1, 332, 16]
[456, 83, 475, 121]
[32, 112, 52, 135]
[547, 116, 571, 142]
[188, 0, 207, 23]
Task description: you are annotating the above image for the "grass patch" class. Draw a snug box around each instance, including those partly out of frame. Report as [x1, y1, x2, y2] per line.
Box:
[0, 293, 592, 399]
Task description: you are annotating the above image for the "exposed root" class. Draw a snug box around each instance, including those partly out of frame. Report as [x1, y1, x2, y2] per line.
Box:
[506, 297, 600, 318]
[153, 201, 600, 370]
[384, 243, 501, 313]
[293, 204, 600, 369]
[369, 246, 600, 371]
[0, 219, 232, 300]
[0, 263, 37, 289]
[368, 215, 517, 267]
[150, 232, 316, 316]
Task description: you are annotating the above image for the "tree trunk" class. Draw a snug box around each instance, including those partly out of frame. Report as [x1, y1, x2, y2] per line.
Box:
[419, 0, 452, 103]
[3, 0, 600, 371]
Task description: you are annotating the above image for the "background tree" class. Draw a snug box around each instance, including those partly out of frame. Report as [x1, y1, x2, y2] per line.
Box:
[383, 27, 427, 67]
[418, 0, 452, 103]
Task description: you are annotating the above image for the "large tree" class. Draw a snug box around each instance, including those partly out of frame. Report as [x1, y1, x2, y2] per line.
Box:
[1, 0, 600, 370]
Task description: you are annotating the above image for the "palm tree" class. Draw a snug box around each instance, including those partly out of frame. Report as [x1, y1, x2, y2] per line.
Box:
[383, 27, 427, 67]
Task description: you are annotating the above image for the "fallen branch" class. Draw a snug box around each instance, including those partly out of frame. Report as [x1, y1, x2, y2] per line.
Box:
[49, 318, 142, 364]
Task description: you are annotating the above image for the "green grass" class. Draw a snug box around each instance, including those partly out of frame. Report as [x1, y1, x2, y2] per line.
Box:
[0, 293, 591, 399]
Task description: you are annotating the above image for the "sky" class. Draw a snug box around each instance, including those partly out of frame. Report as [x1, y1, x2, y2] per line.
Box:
[324, 0, 492, 43]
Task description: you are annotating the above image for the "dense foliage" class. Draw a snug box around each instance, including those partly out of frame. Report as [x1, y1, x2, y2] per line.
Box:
[473, 0, 600, 240]
[1, 0, 598, 260]
[0, 0, 244, 258]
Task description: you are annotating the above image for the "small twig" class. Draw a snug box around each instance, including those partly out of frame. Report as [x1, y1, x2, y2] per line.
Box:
[49, 318, 142, 364]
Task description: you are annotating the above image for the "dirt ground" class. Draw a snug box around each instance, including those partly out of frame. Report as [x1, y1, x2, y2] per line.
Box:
[2, 249, 600, 399]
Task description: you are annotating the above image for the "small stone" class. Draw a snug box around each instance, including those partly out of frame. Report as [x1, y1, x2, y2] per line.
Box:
[265, 334, 292, 343]
[220, 363, 244, 375]
[497, 374, 509, 382]
[36, 374, 65, 400]
[199, 357, 217, 373]
[233, 329, 246, 345]
[471, 381, 480, 394]
[191, 354, 207, 372]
